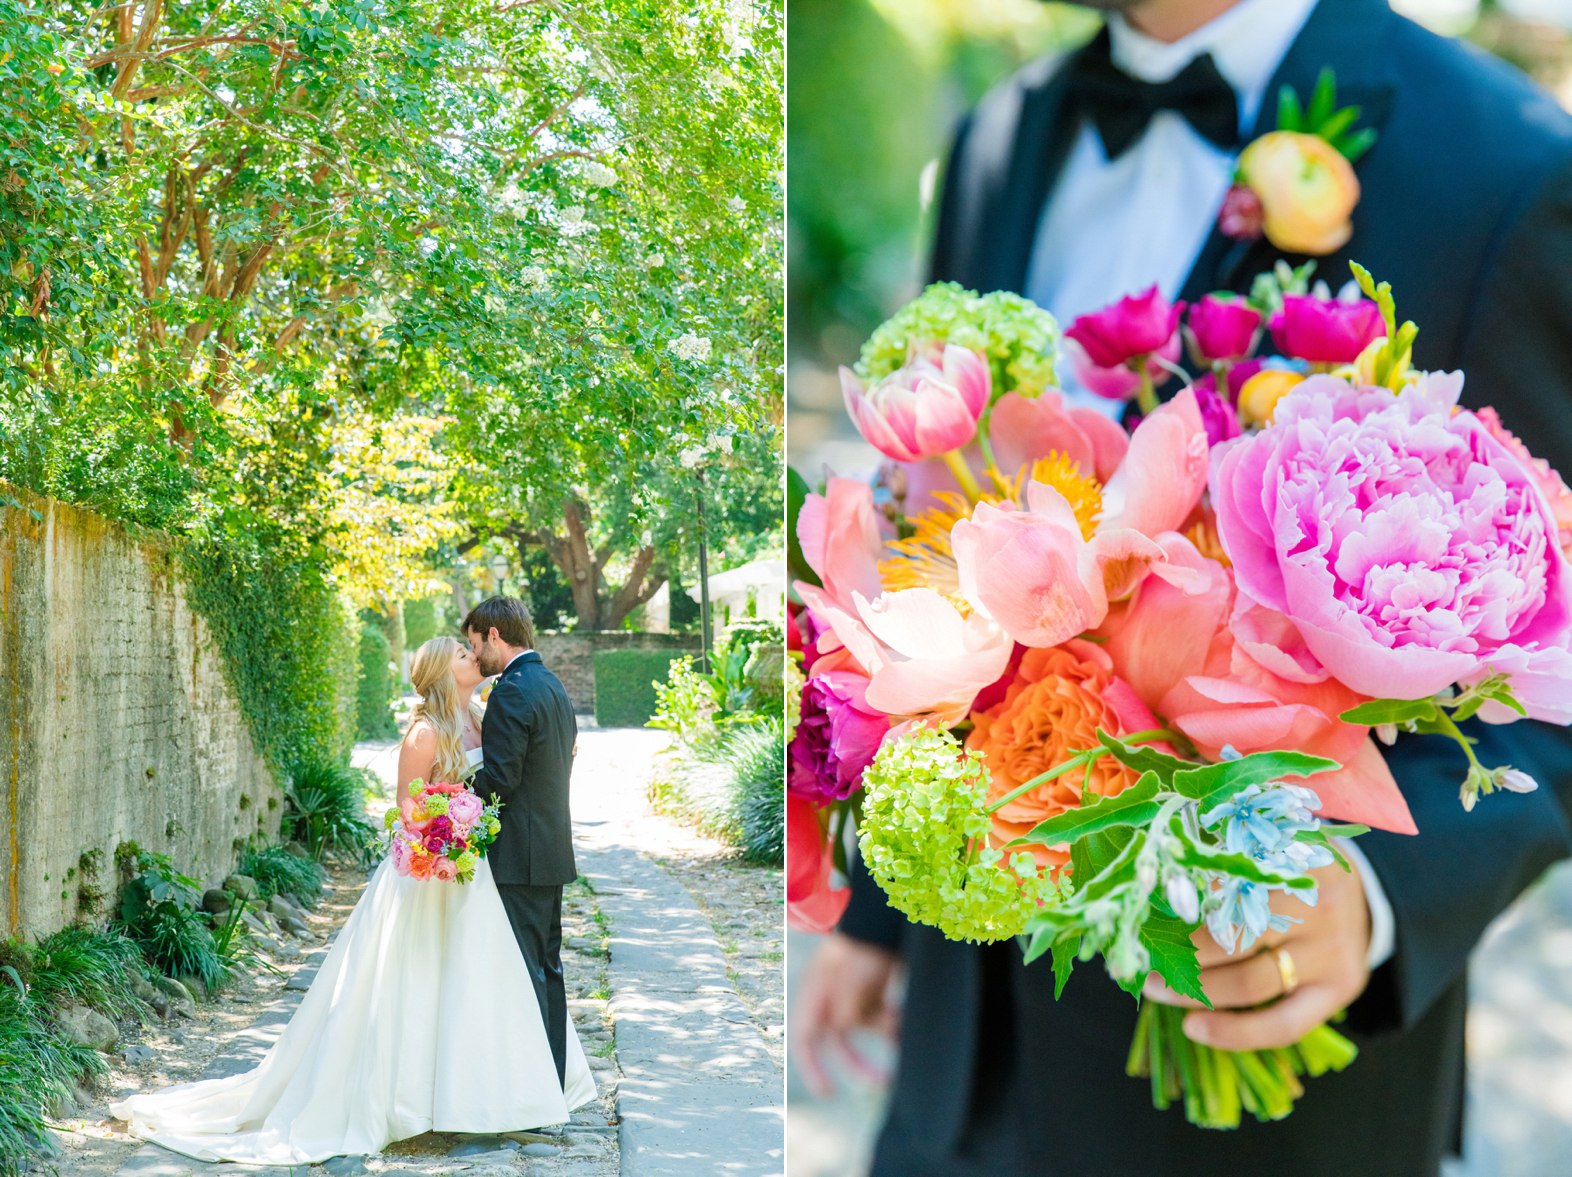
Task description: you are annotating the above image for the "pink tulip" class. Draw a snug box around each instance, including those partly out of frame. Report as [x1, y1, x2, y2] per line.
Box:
[1269, 295, 1384, 364]
[839, 344, 991, 462]
[950, 480, 1194, 649]
[1099, 386, 1210, 539]
[788, 670, 891, 802]
[1066, 287, 1185, 368]
[1187, 295, 1261, 364]
[795, 477, 885, 611]
[1211, 373, 1572, 714]
[787, 796, 850, 934]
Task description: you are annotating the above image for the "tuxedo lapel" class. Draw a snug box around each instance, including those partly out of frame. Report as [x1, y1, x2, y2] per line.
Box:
[1176, 0, 1398, 302]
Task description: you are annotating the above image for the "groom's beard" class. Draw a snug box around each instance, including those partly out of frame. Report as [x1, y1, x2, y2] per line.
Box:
[477, 646, 504, 676]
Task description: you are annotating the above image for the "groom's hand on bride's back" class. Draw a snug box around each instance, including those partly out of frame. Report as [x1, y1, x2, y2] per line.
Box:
[794, 932, 903, 1097]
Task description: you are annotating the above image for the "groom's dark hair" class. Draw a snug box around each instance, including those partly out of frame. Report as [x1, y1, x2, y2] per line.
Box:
[463, 596, 536, 650]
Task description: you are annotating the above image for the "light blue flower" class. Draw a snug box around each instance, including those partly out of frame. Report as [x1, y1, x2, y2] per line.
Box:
[1205, 877, 1302, 955]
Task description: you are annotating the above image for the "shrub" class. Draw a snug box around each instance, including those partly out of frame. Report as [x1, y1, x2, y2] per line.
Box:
[356, 622, 400, 740]
[27, 927, 145, 1021]
[403, 597, 438, 648]
[594, 649, 681, 727]
[283, 760, 377, 865]
[648, 656, 718, 738]
[238, 845, 328, 905]
[724, 721, 785, 866]
[111, 844, 226, 990]
[0, 985, 103, 1177]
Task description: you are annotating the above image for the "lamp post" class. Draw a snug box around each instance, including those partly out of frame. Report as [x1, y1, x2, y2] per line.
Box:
[489, 553, 510, 596]
[696, 469, 712, 674]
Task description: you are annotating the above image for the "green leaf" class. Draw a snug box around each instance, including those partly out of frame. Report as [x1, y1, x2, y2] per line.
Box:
[1314, 105, 1359, 144]
[1013, 772, 1162, 846]
[1141, 911, 1210, 1009]
[1307, 67, 1337, 131]
[786, 467, 821, 589]
[1179, 749, 1340, 806]
[1276, 84, 1304, 132]
[1339, 697, 1440, 726]
[1168, 821, 1312, 887]
[1095, 729, 1195, 783]
[1052, 934, 1080, 998]
[1077, 832, 1146, 903]
[1335, 127, 1379, 162]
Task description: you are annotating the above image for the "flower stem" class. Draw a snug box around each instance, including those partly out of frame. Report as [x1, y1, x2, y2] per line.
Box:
[1134, 361, 1161, 416]
[940, 448, 985, 504]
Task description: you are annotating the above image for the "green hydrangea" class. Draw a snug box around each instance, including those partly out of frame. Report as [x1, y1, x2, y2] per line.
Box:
[855, 282, 1059, 401]
[383, 807, 399, 830]
[859, 726, 1065, 942]
[423, 793, 450, 816]
[785, 652, 805, 741]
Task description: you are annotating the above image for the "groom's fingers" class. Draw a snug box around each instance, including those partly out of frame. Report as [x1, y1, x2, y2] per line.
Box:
[1181, 982, 1340, 1051]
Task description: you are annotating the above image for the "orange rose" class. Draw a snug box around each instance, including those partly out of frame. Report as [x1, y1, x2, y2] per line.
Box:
[1238, 131, 1359, 256]
[408, 852, 433, 880]
[966, 641, 1158, 870]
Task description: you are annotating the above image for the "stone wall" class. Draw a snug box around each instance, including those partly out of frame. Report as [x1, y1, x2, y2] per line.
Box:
[0, 486, 279, 939]
[534, 631, 704, 714]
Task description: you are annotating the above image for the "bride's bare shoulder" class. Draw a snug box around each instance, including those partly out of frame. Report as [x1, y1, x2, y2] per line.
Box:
[401, 718, 437, 755]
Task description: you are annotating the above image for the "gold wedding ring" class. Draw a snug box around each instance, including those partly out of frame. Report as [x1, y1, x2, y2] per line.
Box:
[1268, 945, 1298, 997]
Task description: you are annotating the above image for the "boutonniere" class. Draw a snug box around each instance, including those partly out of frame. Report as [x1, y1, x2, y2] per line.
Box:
[1218, 68, 1377, 256]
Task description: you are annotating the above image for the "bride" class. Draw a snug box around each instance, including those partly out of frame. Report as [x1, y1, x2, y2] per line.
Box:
[111, 637, 597, 1163]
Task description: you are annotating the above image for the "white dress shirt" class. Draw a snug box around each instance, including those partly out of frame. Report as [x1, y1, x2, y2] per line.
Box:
[1025, 0, 1319, 416]
[1021, 0, 1396, 970]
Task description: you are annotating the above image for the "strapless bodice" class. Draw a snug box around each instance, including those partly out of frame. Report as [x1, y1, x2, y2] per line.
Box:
[465, 746, 484, 766]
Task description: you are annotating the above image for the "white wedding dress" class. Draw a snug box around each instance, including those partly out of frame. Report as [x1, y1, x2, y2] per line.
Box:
[111, 748, 596, 1164]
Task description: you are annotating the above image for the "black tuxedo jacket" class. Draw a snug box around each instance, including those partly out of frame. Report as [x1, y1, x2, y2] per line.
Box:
[839, 2, 1572, 1174]
[468, 651, 578, 887]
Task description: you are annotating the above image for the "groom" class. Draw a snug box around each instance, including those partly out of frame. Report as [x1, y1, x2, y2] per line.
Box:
[464, 596, 578, 1087]
[797, 0, 1572, 1174]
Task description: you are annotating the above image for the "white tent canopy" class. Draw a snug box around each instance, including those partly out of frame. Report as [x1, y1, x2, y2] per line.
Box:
[643, 556, 786, 633]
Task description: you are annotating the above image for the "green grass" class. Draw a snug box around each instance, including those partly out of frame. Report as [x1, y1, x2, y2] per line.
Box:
[652, 719, 784, 865]
[238, 845, 327, 904]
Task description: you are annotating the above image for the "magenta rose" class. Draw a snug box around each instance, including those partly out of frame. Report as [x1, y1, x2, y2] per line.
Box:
[423, 832, 446, 855]
[1192, 373, 1241, 447]
[1269, 295, 1384, 364]
[1211, 373, 1572, 717]
[1066, 287, 1185, 369]
[1188, 295, 1261, 364]
[428, 815, 453, 839]
[447, 792, 484, 824]
[788, 670, 891, 803]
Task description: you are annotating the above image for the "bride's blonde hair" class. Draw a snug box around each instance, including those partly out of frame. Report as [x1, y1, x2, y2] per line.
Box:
[406, 637, 485, 783]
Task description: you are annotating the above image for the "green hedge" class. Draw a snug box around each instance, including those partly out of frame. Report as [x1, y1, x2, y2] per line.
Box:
[594, 650, 680, 727]
[356, 622, 400, 740]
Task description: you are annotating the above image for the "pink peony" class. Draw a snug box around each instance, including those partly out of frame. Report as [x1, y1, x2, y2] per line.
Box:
[1476, 406, 1572, 560]
[986, 390, 1130, 484]
[1188, 295, 1261, 364]
[447, 792, 484, 825]
[391, 833, 413, 875]
[1270, 295, 1384, 365]
[840, 344, 992, 462]
[1211, 373, 1572, 717]
[788, 670, 891, 803]
[1066, 287, 1185, 369]
[1099, 386, 1211, 538]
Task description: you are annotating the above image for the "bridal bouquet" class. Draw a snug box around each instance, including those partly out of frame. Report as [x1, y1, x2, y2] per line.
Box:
[385, 779, 503, 884]
[786, 266, 1572, 1127]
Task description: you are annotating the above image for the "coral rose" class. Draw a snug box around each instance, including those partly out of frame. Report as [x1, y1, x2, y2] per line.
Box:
[432, 858, 458, 882]
[1237, 131, 1359, 255]
[967, 641, 1160, 868]
[408, 853, 433, 880]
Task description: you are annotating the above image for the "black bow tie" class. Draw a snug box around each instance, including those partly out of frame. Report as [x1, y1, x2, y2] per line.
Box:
[1069, 32, 1240, 160]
